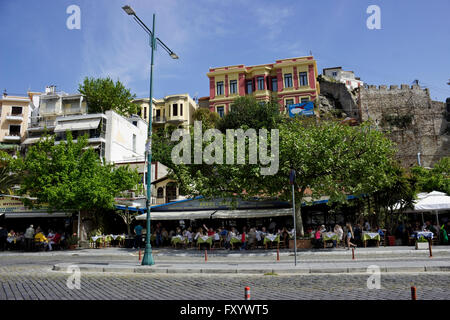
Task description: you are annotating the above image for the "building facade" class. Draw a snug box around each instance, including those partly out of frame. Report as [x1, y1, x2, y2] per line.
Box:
[206, 56, 320, 116]
[134, 93, 198, 129]
[0, 93, 32, 152]
[323, 67, 363, 91]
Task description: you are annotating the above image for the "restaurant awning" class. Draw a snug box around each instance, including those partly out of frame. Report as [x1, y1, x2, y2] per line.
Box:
[54, 119, 101, 132]
[212, 208, 293, 219]
[4, 212, 72, 218]
[136, 210, 216, 221]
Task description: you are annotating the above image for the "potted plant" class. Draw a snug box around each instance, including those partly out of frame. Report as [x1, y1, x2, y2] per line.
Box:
[66, 234, 79, 250]
[415, 236, 429, 250]
[289, 236, 313, 249]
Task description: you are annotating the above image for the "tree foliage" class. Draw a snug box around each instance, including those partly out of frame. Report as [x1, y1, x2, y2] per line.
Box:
[78, 77, 137, 116]
[192, 108, 220, 130]
[0, 151, 21, 194]
[218, 96, 283, 132]
[168, 117, 397, 236]
[411, 157, 450, 194]
[16, 132, 141, 212]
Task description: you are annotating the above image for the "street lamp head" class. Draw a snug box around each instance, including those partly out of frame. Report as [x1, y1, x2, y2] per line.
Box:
[170, 52, 179, 59]
[122, 5, 135, 15]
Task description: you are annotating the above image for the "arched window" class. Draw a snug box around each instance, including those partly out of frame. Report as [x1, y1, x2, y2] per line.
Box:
[157, 187, 164, 198]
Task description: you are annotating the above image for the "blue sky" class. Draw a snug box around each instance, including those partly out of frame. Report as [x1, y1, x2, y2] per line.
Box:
[1, 0, 449, 101]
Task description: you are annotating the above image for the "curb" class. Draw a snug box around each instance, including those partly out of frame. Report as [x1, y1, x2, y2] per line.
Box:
[52, 263, 450, 275]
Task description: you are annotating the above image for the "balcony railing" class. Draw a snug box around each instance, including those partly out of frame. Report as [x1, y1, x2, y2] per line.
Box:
[29, 119, 56, 128]
[6, 112, 23, 120]
[153, 116, 167, 123]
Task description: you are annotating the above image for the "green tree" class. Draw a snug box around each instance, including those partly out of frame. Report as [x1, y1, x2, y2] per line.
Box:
[218, 96, 283, 132]
[193, 108, 220, 130]
[411, 157, 450, 194]
[0, 151, 21, 194]
[78, 77, 137, 116]
[171, 118, 396, 237]
[16, 133, 141, 239]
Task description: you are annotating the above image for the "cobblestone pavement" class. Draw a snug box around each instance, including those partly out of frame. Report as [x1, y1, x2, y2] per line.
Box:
[0, 265, 449, 300]
[1, 252, 450, 300]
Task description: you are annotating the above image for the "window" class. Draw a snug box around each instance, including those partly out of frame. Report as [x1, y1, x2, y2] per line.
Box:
[157, 187, 164, 198]
[299, 72, 308, 86]
[216, 81, 224, 95]
[284, 73, 293, 88]
[180, 103, 183, 116]
[132, 134, 136, 153]
[144, 107, 147, 119]
[230, 80, 237, 94]
[301, 97, 309, 103]
[9, 125, 21, 136]
[271, 77, 278, 92]
[246, 80, 253, 94]
[217, 106, 225, 118]
[285, 99, 294, 107]
[11, 106, 22, 115]
[257, 77, 264, 90]
[332, 71, 338, 77]
[132, 121, 138, 126]
[172, 103, 178, 116]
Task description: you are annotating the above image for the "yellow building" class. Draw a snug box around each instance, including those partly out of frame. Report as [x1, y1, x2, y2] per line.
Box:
[0, 92, 31, 151]
[206, 56, 320, 116]
[133, 93, 198, 129]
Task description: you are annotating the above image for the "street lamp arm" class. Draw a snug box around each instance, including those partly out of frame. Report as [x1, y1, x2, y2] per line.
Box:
[133, 16, 153, 37]
[156, 38, 178, 59]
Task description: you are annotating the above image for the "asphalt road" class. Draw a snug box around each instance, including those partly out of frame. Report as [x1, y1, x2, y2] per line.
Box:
[1, 254, 449, 300]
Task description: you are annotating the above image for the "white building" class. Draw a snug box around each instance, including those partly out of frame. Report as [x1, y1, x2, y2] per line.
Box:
[323, 67, 364, 90]
[49, 110, 148, 163]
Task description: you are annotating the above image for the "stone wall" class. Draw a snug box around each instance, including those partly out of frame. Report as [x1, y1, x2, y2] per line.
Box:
[359, 84, 448, 167]
[318, 78, 449, 168]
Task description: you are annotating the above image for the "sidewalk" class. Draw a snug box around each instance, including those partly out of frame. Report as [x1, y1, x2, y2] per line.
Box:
[52, 259, 450, 275]
[47, 245, 450, 275]
[3, 245, 450, 257]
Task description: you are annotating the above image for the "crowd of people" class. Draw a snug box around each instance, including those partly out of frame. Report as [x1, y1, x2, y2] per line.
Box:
[135, 222, 295, 250]
[0, 225, 67, 251]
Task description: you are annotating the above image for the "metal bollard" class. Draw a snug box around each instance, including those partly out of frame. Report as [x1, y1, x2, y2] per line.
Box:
[428, 240, 433, 258]
[277, 248, 280, 261]
[139, 248, 141, 261]
[205, 249, 208, 262]
[411, 286, 417, 300]
[352, 247, 355, 260]
[245, 286, 251, 300]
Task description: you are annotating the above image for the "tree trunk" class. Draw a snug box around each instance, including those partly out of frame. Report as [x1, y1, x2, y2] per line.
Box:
[295, 204, 305, 237]
[79, 210, 94, 242]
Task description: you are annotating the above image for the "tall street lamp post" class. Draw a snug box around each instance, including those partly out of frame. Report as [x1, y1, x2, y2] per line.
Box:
[122, 5, 178, 265]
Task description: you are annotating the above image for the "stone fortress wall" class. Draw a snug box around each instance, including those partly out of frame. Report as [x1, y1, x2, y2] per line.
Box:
[318, 78, 449, 168]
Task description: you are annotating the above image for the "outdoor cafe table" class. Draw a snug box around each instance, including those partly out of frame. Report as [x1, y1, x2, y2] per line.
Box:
[90, 235, 125, 248]
[322, 232, 338, 248]
[362, 232, 381, 247]
[196, 236, 212, 249]
[229, 235, 242, 249]
[264, 234, 280, 249]
[171, 235, 188, 248]
[413, 231, 434, 241]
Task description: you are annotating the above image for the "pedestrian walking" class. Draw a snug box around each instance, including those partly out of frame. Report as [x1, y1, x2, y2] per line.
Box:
[24, 225, 35, 251]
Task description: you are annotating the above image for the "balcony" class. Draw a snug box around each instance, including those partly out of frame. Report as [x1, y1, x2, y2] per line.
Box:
[6, 112, 23, 121]
[3, 134, 21, 141]
[167, 116, 186, 124]
[28, 119, 56, 130]
[153, 116, 167, 124]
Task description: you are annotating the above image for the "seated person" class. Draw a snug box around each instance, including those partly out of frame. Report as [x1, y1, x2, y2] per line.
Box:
[313, 227, 322, 248]
[34, 231, 49, 250]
